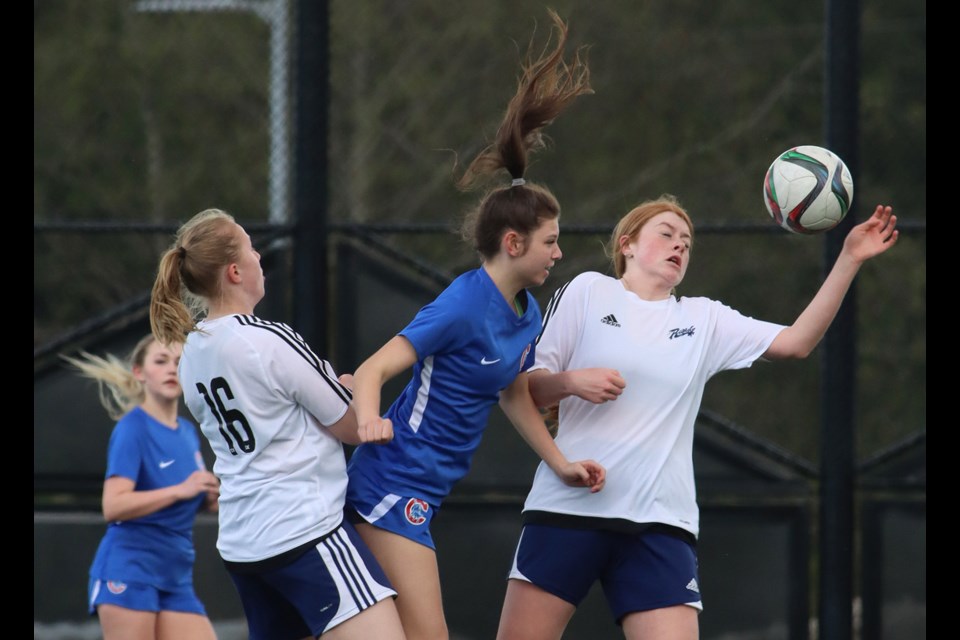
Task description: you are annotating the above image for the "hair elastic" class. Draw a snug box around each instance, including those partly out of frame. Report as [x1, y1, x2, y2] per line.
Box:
[511, 178, 526, 187]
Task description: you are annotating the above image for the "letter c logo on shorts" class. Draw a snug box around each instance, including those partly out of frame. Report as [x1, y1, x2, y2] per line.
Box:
[106, 581, 127, 594]
[404, 498, 429, 525]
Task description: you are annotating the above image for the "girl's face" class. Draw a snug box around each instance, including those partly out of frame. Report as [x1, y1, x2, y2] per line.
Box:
[515, 217, 563, 288]
[234, 224, 265, 303]
[134, 340, 183, 403]
[622, 211, 692, 289]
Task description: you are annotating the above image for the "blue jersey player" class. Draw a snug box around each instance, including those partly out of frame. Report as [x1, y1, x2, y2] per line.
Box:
[64, 335, 220, 640]
[345, 11, 605, 640]
[347, 266, 548, 510]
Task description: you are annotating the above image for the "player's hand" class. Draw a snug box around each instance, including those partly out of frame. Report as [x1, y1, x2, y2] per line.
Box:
[557, 459, 606, 493]
[571, 368, 626, 404]
[358, 416, 394, 444]
[178, 470, 220, 500]
[338, 373, 355, 390]
[843, 205, 899, 263]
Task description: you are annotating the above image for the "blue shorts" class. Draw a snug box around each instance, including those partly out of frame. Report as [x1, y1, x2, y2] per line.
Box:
[227, 520, 397, 640]
[345, 474, 438, 550]
[507, 524, 703, 624]
[88, 577, 206, 616]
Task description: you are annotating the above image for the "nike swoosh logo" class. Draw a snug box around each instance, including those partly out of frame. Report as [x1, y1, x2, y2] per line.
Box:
[159, 460, 176, 469]
[480, 357, 501, 365]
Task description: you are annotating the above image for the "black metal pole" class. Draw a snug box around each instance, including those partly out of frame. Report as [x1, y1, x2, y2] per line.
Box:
[820, 0, 860, 637]
[293, 0, 330, 349]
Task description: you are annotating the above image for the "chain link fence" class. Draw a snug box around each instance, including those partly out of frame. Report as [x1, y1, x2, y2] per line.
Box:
[35, 1, 925, 638]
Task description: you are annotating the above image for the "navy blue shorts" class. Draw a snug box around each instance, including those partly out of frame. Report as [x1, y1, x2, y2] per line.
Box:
[227, 520, 396, 640]
[507, 524, 702, 624]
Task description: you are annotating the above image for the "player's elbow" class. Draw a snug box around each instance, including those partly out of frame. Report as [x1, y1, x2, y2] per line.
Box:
[789, 347, 814, 360]
[797, 342, 819, 359]
[773, 342, 817, 360]
[526, 371, 552, 408]
[528, 388, 548, 409]
[101, 504, 121, 522]
[327, 418, 362, 446]
[766, 327, 821, 361]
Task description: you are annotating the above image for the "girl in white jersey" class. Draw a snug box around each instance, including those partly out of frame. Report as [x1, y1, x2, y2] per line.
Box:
[150, 210, 405, 640]
[345, 11, 605, 640]
[496, 195, 899, 640]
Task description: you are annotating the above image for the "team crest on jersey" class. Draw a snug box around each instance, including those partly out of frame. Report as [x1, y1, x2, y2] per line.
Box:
[106, 581, 127, 594]
[518, 344, 532, 372]
[404, 498, 429, 525]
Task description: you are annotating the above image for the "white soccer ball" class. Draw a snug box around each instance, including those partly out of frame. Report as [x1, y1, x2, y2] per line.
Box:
[762, 145, 854, 234]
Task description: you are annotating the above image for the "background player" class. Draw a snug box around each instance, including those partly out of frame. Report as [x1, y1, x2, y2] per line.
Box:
[65, 334, 220, 640]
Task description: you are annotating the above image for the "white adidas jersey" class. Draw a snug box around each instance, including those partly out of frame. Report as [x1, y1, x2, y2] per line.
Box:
[524, 272, 785, 538]
[180, 315, 352, 563]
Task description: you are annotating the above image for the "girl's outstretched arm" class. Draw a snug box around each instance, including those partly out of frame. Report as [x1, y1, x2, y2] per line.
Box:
[765, 205, 899, 360]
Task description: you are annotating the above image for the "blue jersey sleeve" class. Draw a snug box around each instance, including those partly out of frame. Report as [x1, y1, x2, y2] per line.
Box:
[400, 291, 471, 360]
[104, 414, 143, 482]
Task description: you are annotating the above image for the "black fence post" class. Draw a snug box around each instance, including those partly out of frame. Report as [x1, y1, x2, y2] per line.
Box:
[820, 0, 860, 637]
[293, 0, 330, 349]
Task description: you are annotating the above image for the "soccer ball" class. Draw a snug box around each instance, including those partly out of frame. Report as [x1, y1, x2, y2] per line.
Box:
[762, 145, 854, 234]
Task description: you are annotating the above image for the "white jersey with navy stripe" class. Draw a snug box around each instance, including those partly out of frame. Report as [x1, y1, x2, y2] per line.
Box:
[347, 267, 541, 506]
[523, 272, 786, 538]
[180, 314, 352, 563]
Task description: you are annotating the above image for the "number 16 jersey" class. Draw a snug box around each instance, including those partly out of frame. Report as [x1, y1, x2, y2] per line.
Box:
[180, 314, 353, 563]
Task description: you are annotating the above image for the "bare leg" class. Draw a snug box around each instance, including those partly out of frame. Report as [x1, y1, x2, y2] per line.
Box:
[97, 604, 158, 640]
[322, 598, 406, 640]
[496, 579, 575, 640]
[622, 605, 699, 640]
[157, 610, 218, 640]
[354, 521, 447, 640]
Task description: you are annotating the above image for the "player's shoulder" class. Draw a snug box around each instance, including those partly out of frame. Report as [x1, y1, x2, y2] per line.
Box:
[108, 407, 149, 444]
[114, 406, 148, 431]
[221, 315, 306, 349]
[676, 295, 725, 307]
[443, 268, 488, 297]
[675, 295, 736, 317]
[189, 315, 319, 374]
[226, 314, 296, 335]
[550, 271, 614, 300]
[569, 271, 612, 289]
[432, 269, 496, 314]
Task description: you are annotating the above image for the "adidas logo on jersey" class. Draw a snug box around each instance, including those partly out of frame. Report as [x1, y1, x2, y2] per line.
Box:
[600, 314, 621, 327]
[686, 578, 700, 593]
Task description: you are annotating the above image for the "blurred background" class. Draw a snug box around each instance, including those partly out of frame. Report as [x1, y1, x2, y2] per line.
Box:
[35, 1, 924, 638]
